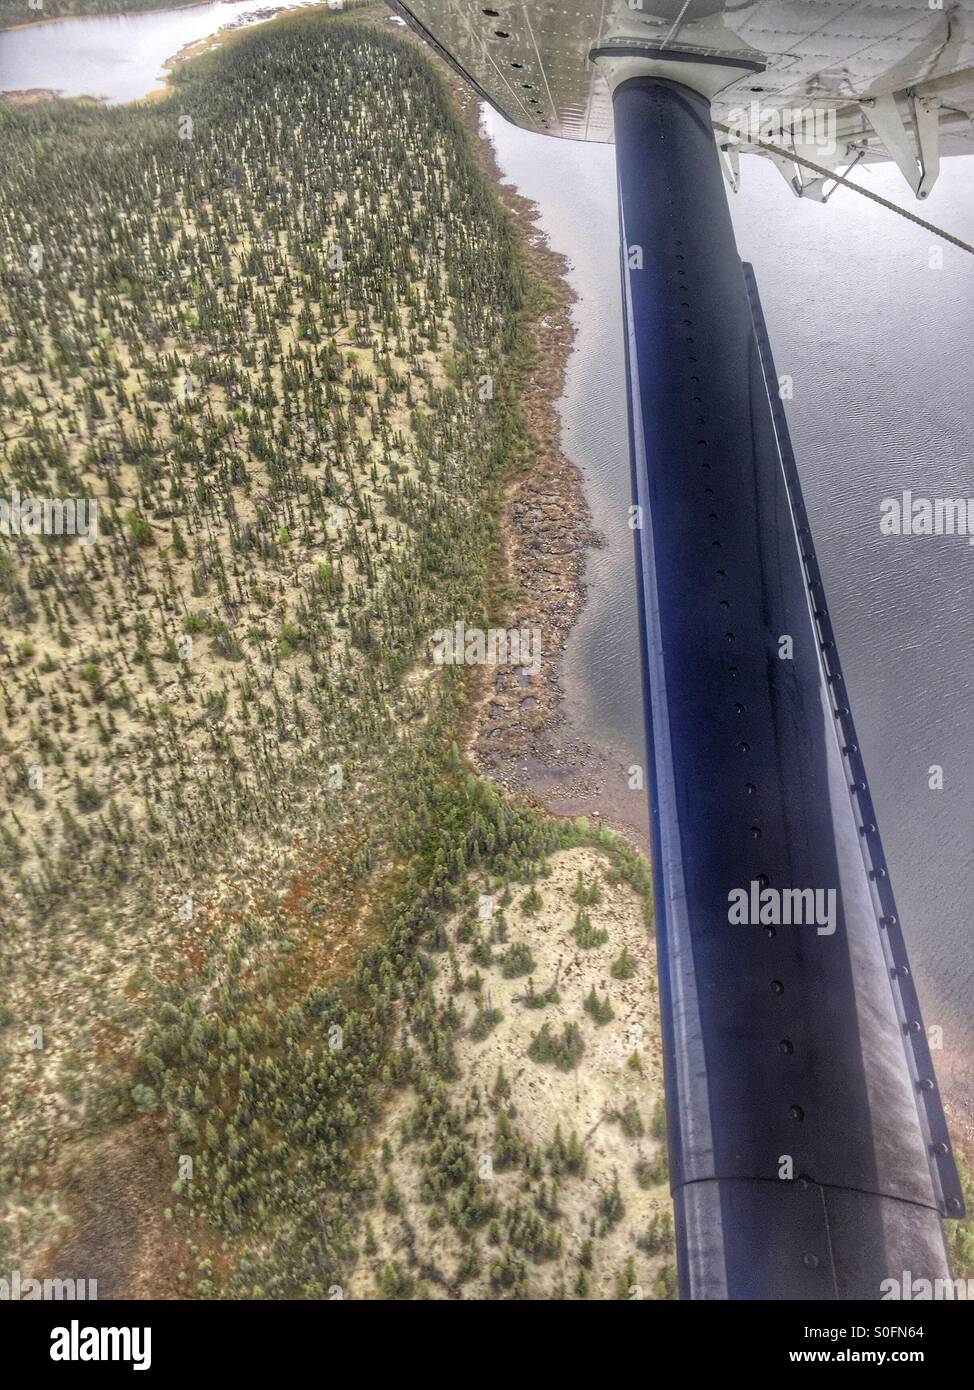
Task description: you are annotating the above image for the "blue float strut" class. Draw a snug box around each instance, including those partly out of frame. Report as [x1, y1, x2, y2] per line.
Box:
[613, 74, 963, 1300]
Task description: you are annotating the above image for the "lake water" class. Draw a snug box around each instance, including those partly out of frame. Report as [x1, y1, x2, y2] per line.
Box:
[0, 0, 330, 103]
[1, 6, 971, 1090]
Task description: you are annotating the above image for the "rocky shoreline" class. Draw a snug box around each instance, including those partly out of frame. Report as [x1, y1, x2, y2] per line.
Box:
[454, 101, 594, 778]
[451, 81, 651, 854]
[392, 24, 649, 854]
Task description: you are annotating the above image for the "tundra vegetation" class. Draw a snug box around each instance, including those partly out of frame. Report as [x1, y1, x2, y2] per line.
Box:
[0, 8, 677, 1299]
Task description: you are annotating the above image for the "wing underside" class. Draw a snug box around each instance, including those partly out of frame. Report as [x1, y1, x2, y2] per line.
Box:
[392, 0, 974, 188]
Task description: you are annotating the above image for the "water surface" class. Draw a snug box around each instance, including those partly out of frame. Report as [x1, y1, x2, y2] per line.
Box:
[0, 0, 327, 103]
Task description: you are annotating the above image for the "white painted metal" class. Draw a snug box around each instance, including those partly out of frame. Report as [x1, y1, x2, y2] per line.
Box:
[718, 136, 740, 193]
[590, 46, 763, 102]
[393, 0, 974, 193]
[915, 93, 944, 197]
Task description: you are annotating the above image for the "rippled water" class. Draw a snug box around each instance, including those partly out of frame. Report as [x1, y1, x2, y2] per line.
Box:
[0, 0, 328, 103]
[483, 106, 974, 1062]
